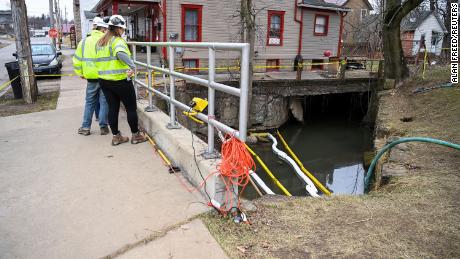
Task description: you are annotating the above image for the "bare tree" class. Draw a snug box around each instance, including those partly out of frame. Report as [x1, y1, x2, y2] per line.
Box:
[238, 1, 279, 127]
[383, 0, 423, 82]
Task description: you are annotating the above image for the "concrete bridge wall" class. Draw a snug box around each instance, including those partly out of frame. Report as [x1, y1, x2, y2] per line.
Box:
[174, 78, 377, 130]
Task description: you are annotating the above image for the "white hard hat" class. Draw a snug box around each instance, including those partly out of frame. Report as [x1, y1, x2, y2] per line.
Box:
[108, 15, 126, 29]
[92, 16, 108, 28]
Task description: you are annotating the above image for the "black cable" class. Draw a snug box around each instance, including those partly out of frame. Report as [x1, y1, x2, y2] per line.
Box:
[185, 107, 212, 202]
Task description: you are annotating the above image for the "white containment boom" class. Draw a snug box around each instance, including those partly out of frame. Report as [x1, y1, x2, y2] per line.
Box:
[267, 134, 319, 197]
[249, 170, 275, 195]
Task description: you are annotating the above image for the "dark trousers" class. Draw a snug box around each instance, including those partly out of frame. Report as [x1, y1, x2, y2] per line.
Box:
[99, 78, 139, 135]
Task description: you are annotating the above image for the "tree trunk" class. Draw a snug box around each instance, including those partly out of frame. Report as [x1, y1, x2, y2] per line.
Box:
[429, 0, 436, 11]
[383, 22, 409, 81]
[241, 0, 255, 127]
[10, 0, 37, 103]
[382, 0, 423, 82]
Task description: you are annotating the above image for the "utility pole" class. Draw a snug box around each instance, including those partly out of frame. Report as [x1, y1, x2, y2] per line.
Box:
[49, 0, 55, 46]
[54, 0, 61, 49]
[73, 0, 82, 43]
[65, 5, 68, 29]
[10, 0, 37, 103]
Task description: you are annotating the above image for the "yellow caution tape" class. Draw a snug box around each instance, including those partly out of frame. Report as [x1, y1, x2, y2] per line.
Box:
[245, 143, 292, 196]
[276, 130, 332, 195]
[422, 50, 428, 79]
[0, 75, 19, 92]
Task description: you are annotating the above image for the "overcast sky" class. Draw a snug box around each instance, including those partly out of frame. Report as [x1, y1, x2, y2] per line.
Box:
[0, 0, 76, 19]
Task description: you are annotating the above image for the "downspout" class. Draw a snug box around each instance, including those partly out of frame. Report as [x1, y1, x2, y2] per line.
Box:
[337, 11, 347, 57]
[294, 0, 303, 55]
[162, 0, 167, 61]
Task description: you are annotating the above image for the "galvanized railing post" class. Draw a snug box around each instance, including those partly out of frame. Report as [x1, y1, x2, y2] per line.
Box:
[128, 41, 248, 142]
[203, 47, 218, 159]
[238, 44, 249, 142]
[132, 44, 139, 99]
[167, 46, 180, 129]
[162, 64, 168, 94]
[145, 46, 156, 112]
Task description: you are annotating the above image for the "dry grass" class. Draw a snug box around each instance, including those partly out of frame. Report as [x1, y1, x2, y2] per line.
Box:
[201, 66, 460, 258]
[0, 90, 59, 117]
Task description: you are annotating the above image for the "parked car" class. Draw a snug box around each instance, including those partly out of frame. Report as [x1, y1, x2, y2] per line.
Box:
[13, 39, 62, 74]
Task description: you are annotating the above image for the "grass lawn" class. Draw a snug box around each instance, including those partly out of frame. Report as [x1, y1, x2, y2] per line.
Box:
[0, 90, 59, 117]
[201, 66, 459, 258]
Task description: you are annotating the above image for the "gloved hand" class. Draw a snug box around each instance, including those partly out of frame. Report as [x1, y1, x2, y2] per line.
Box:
[127, 69, 134, 77]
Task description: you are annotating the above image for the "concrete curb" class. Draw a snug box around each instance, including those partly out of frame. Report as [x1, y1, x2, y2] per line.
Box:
[137, 100, 228, 205]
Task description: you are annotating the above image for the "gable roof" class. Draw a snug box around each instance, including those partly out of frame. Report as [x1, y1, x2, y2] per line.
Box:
[401, 10, 447, 32]
[300, 0, 351, 12]
[323, 0, 373, 10]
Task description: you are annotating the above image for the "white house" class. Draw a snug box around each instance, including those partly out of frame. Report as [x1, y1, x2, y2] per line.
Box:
[79, 0, 100, 39]
[401, 10, 447, 56]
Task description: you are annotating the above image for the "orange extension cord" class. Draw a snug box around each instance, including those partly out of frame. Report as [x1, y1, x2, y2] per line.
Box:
[146, 130, 255, 214]
[217, 133, 256, 213]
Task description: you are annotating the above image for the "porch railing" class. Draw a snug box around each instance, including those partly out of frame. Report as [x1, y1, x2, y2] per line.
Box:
[127, 42, 250, 156]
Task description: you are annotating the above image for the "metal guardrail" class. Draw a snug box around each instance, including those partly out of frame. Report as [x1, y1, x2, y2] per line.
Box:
[128, 42, 250, 156]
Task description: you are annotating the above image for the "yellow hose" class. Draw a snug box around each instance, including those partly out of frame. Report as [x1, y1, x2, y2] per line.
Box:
[276, 130, 332, 195]
[145, 133, 172, 166]
[244, 144, 292, 196]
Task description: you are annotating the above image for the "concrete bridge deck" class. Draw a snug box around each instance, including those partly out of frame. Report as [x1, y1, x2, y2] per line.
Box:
[0, 47, 228, 259]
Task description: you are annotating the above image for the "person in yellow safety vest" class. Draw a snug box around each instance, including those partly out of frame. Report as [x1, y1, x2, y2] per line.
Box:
[95, 15, 148, 146]
[73, 16, 110, 136]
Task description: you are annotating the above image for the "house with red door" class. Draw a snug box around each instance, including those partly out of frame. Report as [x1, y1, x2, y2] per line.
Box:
[87, 0, 349, 72]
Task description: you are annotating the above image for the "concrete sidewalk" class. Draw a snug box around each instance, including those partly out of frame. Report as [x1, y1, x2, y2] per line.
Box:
[0, 46, 228, 259]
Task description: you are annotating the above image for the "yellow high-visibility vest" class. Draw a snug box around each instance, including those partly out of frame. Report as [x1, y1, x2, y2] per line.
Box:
[95, 36, 131, 81]
[72, 30, 105, 79]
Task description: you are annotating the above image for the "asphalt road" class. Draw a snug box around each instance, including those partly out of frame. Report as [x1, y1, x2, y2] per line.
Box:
[0, 41, 17, 87]
[0, 39, 61, 98]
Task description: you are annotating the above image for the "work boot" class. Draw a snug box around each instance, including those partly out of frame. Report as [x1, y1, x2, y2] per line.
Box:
[78, 127, 90, 136]
[131, 131, 148, 144]
[112, 133, 129, 146]
[100, 126, 110, 135]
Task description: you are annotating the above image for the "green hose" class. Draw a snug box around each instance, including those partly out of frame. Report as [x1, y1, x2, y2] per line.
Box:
[365, 137, 460, 192]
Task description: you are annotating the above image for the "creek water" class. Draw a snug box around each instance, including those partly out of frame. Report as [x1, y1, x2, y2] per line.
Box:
[245, 93, 373, 198]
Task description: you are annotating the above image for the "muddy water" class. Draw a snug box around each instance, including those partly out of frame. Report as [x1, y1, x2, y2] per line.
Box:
[246, 119, 372, 198]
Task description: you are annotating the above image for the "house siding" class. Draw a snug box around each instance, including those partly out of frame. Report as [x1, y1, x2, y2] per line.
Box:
[342, 0, 372, 43]
[253, 1, 299, 60]
[402, 31, 415, 57]
[163, 0, 342, 69]
[411, 14, 445, 56]
[301, 9, 341, 58]
[167, 0, 240, 61]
